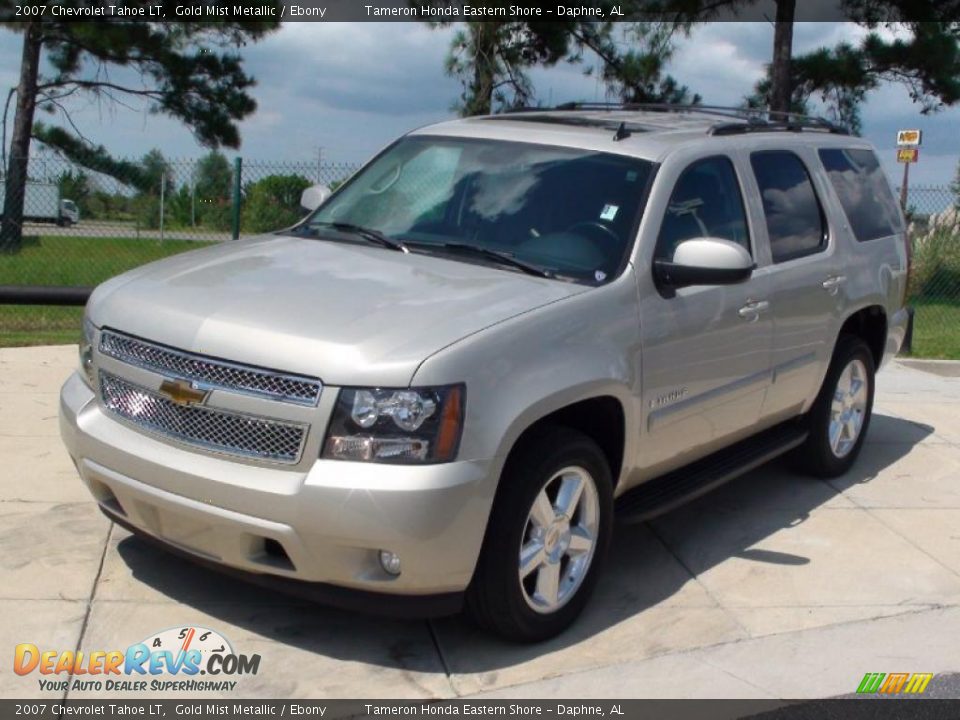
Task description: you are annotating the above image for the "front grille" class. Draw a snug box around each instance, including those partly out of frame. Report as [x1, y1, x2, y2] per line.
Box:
[100, 372, 307, 463]
[99, 330, 322, 406]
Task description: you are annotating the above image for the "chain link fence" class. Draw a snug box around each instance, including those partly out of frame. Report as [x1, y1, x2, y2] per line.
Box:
[0, 153, 358, 345]
[2, 153, 959, 357]
[902, 186, 960, 359]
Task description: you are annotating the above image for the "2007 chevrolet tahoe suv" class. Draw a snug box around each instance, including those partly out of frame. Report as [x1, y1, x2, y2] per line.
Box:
[60, 105, 910, 641]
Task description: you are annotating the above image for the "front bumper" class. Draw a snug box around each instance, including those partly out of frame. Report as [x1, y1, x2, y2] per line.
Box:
[60, 372, 497, 616]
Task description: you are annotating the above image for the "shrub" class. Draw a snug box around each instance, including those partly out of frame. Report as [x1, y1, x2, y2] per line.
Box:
[909, 207, 960, 301]
[133, 194, 161, 230]
[242, 174, 312, 234]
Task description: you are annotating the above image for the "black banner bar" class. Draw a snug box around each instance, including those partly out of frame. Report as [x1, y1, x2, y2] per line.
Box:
[0, 284, 92, 306]
[3, 699, 960, 720]
[1, 0, 959, 23]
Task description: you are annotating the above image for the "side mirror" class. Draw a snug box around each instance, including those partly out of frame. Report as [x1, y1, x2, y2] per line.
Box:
[654, 238, 755, 289]
[300, 184, 331, 212]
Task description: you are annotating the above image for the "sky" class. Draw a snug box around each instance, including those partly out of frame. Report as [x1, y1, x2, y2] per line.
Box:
[0, 21, 958, 189]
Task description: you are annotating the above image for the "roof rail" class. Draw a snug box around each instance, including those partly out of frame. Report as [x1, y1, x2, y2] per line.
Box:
[507, 102, 849, 136]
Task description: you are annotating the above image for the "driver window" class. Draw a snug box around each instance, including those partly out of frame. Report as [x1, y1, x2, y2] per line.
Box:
[655, 156, 750, 261]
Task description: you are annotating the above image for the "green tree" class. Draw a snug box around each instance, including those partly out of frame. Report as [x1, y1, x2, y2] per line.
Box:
[746, 23, 960, 132]
[57, 168, 90, 214]
[193, 150, 233, 229]
[134, 149, 173, 230]
[0, 10, 280, 251]
[568, 22, 698, 104]
[442, 21, 570, 115]
[194, 151, 233, 202]
[644, 1, 960, 119]
[29, 125, 152, 191]
[167, 184, 194, 228]
[140, 149, 174, 197]
[952, 159, 960, 210]
[86, 189, 133, 222]
[242, 174, 312, 234]
[435, 18, 694, 115]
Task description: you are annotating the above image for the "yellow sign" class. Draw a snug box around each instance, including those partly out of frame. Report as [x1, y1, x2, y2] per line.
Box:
[897, 147, 919, 164]
[897, 129, 922, 146]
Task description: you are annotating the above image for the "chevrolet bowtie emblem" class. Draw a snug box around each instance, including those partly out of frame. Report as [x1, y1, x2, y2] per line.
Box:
[158, 378, 209, 406]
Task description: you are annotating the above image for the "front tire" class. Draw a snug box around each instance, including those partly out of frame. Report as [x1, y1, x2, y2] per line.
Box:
[467, 427, 613, 642]
[799, 334, 875, 478]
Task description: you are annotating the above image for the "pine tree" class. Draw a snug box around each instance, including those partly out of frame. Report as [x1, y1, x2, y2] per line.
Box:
[0, 8, 280, 251]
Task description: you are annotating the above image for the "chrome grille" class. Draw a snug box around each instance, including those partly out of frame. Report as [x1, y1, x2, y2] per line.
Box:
[100, 372, 307, 463]
[99, 330, 321, 406]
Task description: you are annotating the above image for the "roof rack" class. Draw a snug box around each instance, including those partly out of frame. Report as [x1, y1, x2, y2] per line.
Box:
[506, 102, 850, 136]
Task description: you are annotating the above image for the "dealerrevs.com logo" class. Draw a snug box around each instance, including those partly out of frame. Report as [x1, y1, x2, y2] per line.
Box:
[14, 626, 261, 693]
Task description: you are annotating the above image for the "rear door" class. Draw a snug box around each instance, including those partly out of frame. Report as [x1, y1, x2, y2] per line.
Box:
[637, 153, 773, 474]
[747, 148, 845, 420]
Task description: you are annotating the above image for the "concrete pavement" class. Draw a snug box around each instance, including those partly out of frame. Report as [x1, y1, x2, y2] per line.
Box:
[2, 345, 959, 700]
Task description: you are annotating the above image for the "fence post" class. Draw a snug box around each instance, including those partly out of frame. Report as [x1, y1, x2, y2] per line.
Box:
[899, 161, 910, 213]
[159, 170, 165, 243]
[231, 157, 242, 241]
[901, 306, 915, 355]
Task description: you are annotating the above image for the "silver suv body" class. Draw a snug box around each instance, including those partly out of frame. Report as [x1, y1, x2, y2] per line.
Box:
[60, 107, 909, 640]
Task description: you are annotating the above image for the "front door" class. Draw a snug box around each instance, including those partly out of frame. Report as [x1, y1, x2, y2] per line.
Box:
[747, 148, 844, 420]
[637, 154, 773, 476]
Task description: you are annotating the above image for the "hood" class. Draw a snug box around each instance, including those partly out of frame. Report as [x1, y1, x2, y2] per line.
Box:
[88, 235, 589, 386]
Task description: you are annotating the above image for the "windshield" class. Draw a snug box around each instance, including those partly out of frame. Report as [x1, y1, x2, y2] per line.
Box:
[301, 136, 654, 283]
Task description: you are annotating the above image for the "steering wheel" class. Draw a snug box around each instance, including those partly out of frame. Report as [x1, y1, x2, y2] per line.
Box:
[566, 221, 620, 244]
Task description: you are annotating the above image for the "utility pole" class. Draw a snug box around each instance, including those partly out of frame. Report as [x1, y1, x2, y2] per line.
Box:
[899, 160, 910, 213]
[316, 146, 323, 184]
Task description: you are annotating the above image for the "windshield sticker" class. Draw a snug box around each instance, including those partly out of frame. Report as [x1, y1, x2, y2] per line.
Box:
[626, 171, 638, 182]
[595, 270, 607, 282]
[600, 204, 619, 221]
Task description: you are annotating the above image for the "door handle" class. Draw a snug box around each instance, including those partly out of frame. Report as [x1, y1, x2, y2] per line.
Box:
[822, 275, 848, 295]
[738, 300, 770, 321]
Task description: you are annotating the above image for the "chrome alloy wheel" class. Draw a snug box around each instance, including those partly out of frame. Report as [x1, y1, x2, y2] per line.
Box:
[519, 466, 600, 614]
[829, 357, 869, 458]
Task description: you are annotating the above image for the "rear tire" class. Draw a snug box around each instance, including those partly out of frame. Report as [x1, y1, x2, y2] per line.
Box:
[467, 427, 613, 642]
[799, 334, 875, 478]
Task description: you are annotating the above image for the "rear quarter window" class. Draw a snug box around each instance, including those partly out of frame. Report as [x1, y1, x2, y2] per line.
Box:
[818, 148, 903, 242]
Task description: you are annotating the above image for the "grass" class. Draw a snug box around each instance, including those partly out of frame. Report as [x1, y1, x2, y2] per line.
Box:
[1, 235, 212, 347]
[906, 297, 960, 360]
[2, 235, 959, 359]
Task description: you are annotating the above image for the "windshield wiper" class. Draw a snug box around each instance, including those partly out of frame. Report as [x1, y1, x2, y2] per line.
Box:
[418, 242, 554, 279]
[309, 221, 409, 253]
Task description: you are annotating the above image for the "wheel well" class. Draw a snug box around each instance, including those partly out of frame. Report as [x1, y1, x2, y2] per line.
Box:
[839, 306, 886, 367]
[509, 396, 626, 486]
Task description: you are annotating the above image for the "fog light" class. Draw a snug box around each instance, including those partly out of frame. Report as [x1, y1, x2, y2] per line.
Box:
[379, 549, 401, 576]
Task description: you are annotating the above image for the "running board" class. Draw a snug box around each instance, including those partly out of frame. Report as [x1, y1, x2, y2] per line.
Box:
[616, 420, 808, 524]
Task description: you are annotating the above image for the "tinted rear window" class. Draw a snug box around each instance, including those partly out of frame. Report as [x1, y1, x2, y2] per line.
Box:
[818, 148, 903, 242]
[750, 151, 826, 263]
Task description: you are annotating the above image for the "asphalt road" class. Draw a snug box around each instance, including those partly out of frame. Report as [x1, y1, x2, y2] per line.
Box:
[23, 220, 233, 243]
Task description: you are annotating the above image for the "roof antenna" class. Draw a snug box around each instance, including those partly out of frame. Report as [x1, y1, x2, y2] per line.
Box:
[613, 121, 631, 142]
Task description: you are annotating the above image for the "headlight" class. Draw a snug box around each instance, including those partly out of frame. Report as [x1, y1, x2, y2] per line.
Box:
[323, 385, 464, 464]
[79, 317, 96, 388]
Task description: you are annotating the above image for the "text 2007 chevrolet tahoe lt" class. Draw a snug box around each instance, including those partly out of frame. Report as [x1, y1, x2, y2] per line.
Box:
[60, 106, 909, 641]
